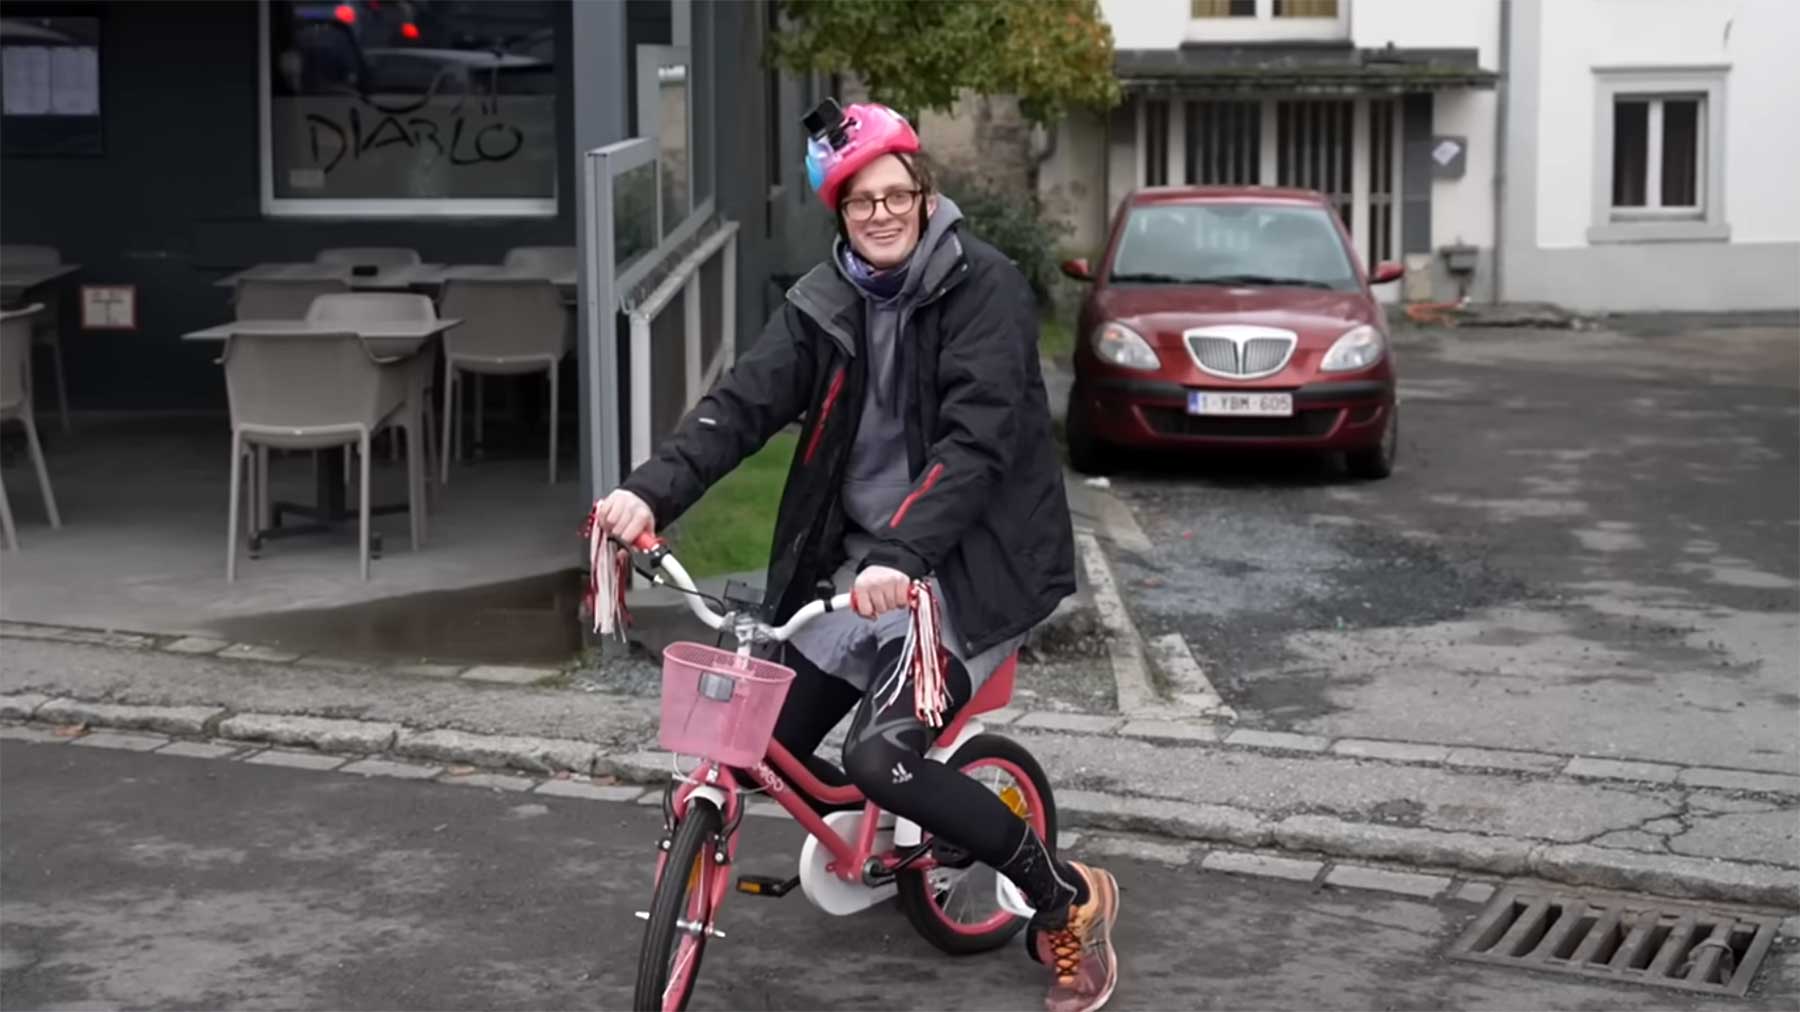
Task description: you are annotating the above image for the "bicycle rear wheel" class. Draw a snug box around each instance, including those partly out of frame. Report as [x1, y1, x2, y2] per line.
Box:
[895, 734, 1057, 955]
[633, 799, 724, 1012]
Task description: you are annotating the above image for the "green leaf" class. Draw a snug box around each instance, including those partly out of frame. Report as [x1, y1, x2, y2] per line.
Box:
[770, 0, 1120, 125]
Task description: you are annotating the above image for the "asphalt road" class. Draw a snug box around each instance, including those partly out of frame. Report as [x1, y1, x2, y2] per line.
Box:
[1097, 319, 1799, 772]
[4, 740, 1795, 1010]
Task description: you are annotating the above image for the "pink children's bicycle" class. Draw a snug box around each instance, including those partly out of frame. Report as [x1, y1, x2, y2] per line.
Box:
[614, 535, 1056, 1012]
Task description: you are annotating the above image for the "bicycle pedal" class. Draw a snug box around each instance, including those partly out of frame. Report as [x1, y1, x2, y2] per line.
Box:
[735, 874, 800, 897]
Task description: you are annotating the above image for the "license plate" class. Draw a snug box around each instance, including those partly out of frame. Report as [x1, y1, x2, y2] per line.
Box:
[1187, 391, 1294, 417]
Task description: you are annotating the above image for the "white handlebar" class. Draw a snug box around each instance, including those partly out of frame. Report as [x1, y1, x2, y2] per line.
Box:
[652, 548, 853, 642]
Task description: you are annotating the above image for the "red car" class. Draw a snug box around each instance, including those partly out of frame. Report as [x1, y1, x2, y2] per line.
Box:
[1061, 186, 1404, 479]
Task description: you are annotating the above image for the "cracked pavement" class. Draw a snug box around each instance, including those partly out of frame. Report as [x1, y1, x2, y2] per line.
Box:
[6, 741, 1798, 1011]
[1102, 317, 1797, 775]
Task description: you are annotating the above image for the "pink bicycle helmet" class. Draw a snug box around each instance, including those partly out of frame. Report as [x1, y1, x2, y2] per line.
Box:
[804, 99, 921, 211]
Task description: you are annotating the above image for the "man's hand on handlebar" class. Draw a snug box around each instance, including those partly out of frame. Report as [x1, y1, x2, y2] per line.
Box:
[853, 565, 912, 618]
[594, 490, 657, 545]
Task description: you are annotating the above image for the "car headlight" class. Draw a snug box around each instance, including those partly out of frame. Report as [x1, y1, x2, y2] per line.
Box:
[1092, 321, 1161, 371]
[1320, 324, 1386, 372]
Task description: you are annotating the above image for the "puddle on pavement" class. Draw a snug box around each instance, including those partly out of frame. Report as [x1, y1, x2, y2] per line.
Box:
[207, 570, 587, 666]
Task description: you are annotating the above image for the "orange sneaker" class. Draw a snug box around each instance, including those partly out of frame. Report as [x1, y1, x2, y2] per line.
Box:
[1035, 862, 1120, 1012]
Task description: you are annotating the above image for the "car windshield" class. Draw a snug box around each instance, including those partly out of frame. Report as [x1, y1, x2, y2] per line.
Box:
[1108, 203, 1359, 292]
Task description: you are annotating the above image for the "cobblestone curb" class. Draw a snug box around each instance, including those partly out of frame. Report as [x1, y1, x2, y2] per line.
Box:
[3, 692, 1797, 910]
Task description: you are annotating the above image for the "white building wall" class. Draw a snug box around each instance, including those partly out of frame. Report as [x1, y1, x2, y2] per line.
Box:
[1098, 0, 1190, 51]
[1534, 0, 1800, 247]
[1505, 0, 1800, 310]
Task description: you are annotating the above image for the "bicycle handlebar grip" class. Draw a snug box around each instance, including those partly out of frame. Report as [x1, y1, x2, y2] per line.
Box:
[632, 532, 665, 553]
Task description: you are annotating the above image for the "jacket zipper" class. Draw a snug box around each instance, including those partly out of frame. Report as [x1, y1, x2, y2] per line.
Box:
[802, 366, 847, 465]
[888, 462, 944, 528]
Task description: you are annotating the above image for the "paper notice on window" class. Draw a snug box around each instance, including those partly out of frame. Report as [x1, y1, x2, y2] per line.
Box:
[49, 46, 98, 115]
[3, 46, 52, 115]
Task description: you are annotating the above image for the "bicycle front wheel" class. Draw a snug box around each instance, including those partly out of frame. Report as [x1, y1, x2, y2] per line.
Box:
[633, 798, 724, 1012]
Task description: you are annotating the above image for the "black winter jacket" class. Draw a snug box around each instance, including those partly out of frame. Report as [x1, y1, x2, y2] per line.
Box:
[620, 229, 1076, 656]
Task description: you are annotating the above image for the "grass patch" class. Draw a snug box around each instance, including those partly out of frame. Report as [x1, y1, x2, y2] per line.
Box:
[665, 431, 796, 579]
[1039, 314, 1076, 365]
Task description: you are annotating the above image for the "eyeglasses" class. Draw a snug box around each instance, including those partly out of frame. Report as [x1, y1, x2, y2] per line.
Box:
[841, 189, 922, 222]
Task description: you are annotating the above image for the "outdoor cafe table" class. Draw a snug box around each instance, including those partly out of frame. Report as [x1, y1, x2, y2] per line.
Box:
[215, 263, 576, 300]
[406, 263, 577, 300]
[182, 318, 459, 552]
[1, 263, 80, 308]
[213, 262, 445, 292]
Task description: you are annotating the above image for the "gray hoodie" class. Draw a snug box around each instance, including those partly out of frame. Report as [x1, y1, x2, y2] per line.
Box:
[787, 197, 1022, 691]
[836, 196, 965, 540]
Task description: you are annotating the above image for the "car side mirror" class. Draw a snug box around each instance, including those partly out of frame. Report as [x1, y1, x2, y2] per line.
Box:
[1370, 261, 1405, 285]
[1060, 258, 1094, 282]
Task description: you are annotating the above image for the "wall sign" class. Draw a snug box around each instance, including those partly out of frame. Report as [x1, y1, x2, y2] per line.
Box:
[81, 284, 135, 330]
[1431, 135, 1466, 179]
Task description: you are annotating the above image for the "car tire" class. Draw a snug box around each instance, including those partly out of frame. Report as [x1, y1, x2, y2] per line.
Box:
[1344, 404, 1397, 480]
[1065, 390, 1114, 476]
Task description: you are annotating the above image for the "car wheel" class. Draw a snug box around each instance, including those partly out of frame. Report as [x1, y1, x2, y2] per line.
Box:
[1344, 404, 1397, 480]
[1065, 390, 1114, 476]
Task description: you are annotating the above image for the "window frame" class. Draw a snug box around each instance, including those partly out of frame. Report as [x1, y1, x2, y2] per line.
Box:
[257, 0, 560, 219]
[1186, 0, 1347, 43]
[1589, 66, 1729, 244]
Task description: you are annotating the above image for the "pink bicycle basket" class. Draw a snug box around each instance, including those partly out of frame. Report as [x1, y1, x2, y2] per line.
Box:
[659, 642, 796, 767]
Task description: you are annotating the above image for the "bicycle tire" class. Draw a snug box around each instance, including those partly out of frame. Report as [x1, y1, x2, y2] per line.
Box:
[633, 798, 724, 1012]
[895, 734, 1058, 955]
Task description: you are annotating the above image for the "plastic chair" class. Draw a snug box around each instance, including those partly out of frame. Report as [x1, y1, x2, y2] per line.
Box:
[307, 293, 439, 539]
[502, 246, 577, 276]
[0, 245, 71, 435]
[221, 330, 413, 581]
[438, 278, 566, 485]
[315, 247, 422, 268]
[0, 304, 61, 550]
[234, 279, 350, 320]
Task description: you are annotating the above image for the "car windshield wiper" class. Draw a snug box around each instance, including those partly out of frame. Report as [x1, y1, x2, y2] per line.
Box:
[1108, 271, 1205, 284]
[1193, 274, 1338, 290]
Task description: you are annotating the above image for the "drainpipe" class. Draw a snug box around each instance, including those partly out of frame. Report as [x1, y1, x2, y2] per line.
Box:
[1492, 0, 1510, 303]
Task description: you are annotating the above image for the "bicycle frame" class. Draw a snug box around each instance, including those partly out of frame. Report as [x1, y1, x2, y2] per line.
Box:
[667, 739, 940, 884]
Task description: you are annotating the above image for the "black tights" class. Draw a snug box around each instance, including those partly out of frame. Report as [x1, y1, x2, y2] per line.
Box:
[767, 643, 1031, 868]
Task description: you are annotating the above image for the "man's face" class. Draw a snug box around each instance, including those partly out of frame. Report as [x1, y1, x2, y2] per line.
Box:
[840, 155, 930, 269]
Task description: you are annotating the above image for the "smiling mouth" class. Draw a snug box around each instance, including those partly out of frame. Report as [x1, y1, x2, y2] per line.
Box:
[866, 230, 901, 242]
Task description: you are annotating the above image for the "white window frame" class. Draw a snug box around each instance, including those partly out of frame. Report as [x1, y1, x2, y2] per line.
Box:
[1589, 66, 1729, 244]
[257, 1, 558, 219]
[1186, 0, 1348, 43]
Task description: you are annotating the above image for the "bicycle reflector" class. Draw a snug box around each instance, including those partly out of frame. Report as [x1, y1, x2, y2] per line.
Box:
[697, 670, 736, 702]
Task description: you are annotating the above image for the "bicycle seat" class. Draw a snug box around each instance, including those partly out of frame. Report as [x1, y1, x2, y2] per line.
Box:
[933, 652, 1018, 747]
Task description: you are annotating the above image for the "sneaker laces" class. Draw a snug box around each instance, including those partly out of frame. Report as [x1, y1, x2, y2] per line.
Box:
[1047, 908, 1092, 983]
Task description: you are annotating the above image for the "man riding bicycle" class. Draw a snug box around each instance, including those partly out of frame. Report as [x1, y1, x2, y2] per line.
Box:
[591, 99, 1120, 1012]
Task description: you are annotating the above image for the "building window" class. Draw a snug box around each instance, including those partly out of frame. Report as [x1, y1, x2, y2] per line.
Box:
[1610, 96, 1702, 212]
[1143, 100, 1170, 186]
[1188, 0, 1347, 41]
[1185, 101, 1259, 185]
[1367, 97, 1397, 267]
[1590, 67, 1728, 243]
[1274, 0, 1338, 15]
[260, 0, 559, 218]
[1276, 99, 1352, 226]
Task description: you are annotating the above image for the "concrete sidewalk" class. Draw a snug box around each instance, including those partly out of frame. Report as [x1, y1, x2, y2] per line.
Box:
[4, 631, 1794, 909]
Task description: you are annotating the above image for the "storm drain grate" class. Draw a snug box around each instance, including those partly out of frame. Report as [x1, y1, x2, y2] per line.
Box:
[1447, 887, 1782, 997]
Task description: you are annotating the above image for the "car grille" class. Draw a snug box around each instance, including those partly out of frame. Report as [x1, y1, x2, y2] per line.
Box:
[1185, 331, 1297, 379]
[1142, 406, 1341, 439]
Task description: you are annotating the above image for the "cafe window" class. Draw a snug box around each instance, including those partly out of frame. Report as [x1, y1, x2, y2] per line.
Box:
[260, 0, 559, 218]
